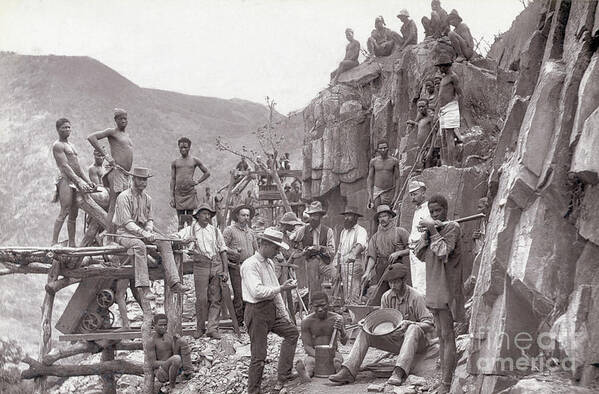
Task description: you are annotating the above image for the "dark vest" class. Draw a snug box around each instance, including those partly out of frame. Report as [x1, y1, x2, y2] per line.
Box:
[301, 224, 331, 263]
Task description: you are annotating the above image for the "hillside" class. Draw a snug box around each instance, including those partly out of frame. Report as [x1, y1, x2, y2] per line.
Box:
[0, 52, 303, 354]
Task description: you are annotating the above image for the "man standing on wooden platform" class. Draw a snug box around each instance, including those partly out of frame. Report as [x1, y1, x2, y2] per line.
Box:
[148, 313, 193, 392]
[170, 137, 210, 229]
[334, 206, 367, 304]
[223, 204, 258, 328]
[113, 167, 189, 301]
[291, 201, 335, 301]
[87, 109, 134, 236]
[241, 228, 299, 393]
[176, 203, 229, 339]
[414, 194, 464, 394]
[51, 118, 95, 246]
[368, 139, 400, 209]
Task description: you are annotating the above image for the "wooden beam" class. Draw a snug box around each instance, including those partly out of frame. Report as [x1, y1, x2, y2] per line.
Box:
[22, 356, 143, 379]
[101, 345, 116, 394]
[0, 262, 50, 276]
[60, 260, 194, 280]
[59, 328, 199, 342]
[45, 277, 80, 295]
[140, 292, 154, 393]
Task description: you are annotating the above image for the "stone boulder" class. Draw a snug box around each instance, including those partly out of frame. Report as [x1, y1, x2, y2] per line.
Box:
[571, 108, 599, 185]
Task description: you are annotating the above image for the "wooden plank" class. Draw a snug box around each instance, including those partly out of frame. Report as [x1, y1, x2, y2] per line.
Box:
[59, 328, 199, 342]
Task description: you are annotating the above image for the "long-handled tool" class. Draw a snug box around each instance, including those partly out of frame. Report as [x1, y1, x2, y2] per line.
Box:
[103, 233, 184, 243]
[220, 279, 241, 337]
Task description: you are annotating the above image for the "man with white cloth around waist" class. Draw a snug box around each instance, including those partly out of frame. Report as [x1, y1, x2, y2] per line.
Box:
[408, 180, 431, 294]
[434, 54, 463, 166]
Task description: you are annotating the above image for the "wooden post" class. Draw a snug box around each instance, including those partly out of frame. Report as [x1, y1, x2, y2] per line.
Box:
[269, 166, 292, 213]
[222, 171, 236, 228]
[34, 259, 60, 393]
[100, 345, 116, 394]
[165, 254, 183, 336]
[140, 292, 154, 393]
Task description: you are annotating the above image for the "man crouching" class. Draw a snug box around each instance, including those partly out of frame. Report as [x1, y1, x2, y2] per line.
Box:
[329, 264, 433, 387]
[296, 291, 348, 382]
[148, 314, 193, 393]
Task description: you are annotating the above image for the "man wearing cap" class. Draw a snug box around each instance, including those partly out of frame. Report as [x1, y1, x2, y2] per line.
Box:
[334, 206, 368, 303]
[176, 203, 229, 339]
[329, 264, 433, 386]
[170, 137, 211, 229]
[330, 28, 360, 86]
[368, 139, 400, 209]
[223, 204, 258, 327]
[396, 9, 418, 51]
[87, 109, 134, 236]
[292, 201, 335, 300]
[241, 228, 299, 393]
[367, 16, 402, 58]
[408, 180, 432, 294]
[435, 55, 463, 166]
[362, 205, 410, 305]
[448, 9, 474, 62]
[113, 167, 189, 301]
[414, 194, 463, 394]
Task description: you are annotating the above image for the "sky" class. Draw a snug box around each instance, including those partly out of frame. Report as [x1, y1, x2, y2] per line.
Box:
[0, 0, 524, 113]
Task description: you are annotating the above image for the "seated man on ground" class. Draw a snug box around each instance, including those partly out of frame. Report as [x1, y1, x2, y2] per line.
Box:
[148, 314, 193, 393]
[296, 291, 348, 382]
[329, 264, 433, 387]
[447, 9, 474, 62]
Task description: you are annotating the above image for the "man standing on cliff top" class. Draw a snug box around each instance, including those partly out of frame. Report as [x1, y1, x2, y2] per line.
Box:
[170, 137, 210, 229]
[368, 139, 400, 209]
[51, 118, 95, 246]
[87, 108, 134, 237]
[435, 56, 463, 166]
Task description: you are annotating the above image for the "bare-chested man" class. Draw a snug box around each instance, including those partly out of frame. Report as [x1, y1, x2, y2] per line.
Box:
[87, 149, 110, 209]
[330, 28, 360, 86]
[148, 314, 193, 393]
[367, 16, 402, 58]
[367, 139, 400, 209]
[87, 108, 134, 235]
[51, 118, 95, 246]
[447, 10, 474, 62]
[296, 292, 347, 382]
[434, 57, 463, 166]
[170, 137, 210, 229]
[407, 99, 435, 170]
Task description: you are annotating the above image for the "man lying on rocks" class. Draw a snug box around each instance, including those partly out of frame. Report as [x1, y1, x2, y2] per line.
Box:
[148, 313, 193, 393]
[328, 264, 433, 387]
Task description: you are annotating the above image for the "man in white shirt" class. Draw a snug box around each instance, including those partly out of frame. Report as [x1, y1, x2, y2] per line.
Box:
[408, 181, 431, 293]
[241, 228, 299, 394]
[334, 206, 368, 303]
[176, 203, 229, 339]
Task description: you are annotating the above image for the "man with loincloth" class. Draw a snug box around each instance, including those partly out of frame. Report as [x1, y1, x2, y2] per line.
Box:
[367, 139, 400, 209]
[149, 313, 193, 393]
[170, 137, 210, 229]
[51, 118, 95, 246]
[361, 205, 410, 305]
[296, 291, 348, 382]
[330, 28, 360, 86]
[87, 108, 134, 236]
[367, 16, 402, 58]
[414, 194, 464, 394]
[329, 264, 433, 387]
[408, 181, 432, 294]
[447, 9, 474, 62]
[434, 56, 463, 166]
[407, 99, 434, 170]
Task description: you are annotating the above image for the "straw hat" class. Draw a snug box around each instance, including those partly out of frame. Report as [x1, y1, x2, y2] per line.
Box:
[305, 201, 326, 215]
[396, 9, 410, 18]
[408, 180, 426, 193]
[257, 227, 289, 250]
[192, 203, 216, 218]
[130, 167, 152, 178]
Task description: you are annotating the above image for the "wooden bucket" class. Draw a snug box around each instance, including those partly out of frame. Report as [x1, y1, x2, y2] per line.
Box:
[314, 345, 336, 377]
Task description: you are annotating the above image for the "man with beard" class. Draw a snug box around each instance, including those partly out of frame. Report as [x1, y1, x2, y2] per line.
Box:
[296, 292, 348, 382]
[408, 181, 432, 294]
[223, 204, 258, 327]
[414, 194, 464, 394]
[334, 206, 368, 303]
[292, 201, 335, 301]
[170, 137, 210, 229]
[367, 139, 400, 209]
[362, 205, 410, 305]
[176, 203, 229, 339]
[329, 264, 433, 387]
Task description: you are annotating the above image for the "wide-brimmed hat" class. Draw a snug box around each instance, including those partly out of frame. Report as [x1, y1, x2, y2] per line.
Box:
[192, 203, 216, 218]
[408, 180, 426, 193]
[340, 206, 363, 217]
[374, 204, 396, 222]
[447, 9, 463, 23]
[435, 54, 453, 66]
[257, 227, 289, 250]
[305, 201, 326, 215]
[231, 204, 256, 220]
[396, 9, 410, 18]
[279, 212, 303, 226]
[131, 167, 153, 178]
[381, 263, 409, 282]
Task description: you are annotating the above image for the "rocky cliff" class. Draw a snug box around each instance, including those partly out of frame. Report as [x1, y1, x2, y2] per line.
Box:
[302, 0, 599, 392]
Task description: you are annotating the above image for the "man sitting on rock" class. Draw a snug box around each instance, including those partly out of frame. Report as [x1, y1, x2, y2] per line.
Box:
[330, 28, 360, 86]
[367, 16, 402, 58]
[148, 313, 193, 393]
[447, 9, 474, 62]
[329, 264, 433, 387]
[396, 9, 418, 51]
[422, 0, 450, 39]
[296, 291, 348, 382]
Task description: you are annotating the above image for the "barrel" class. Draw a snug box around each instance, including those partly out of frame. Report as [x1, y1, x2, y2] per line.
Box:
[314, 345, 336, 377]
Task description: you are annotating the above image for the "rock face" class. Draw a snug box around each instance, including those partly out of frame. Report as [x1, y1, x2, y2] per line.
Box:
[301, 1, 599, 392]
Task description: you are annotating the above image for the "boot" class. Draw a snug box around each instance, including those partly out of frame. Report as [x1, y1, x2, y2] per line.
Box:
[328, 366, 355, 385]
[171, 282, 190, 294]
[387, 367, 406, 386]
